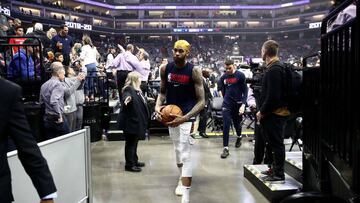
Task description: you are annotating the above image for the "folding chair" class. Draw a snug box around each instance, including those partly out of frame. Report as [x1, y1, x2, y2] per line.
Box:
[207, 97, 223, 134]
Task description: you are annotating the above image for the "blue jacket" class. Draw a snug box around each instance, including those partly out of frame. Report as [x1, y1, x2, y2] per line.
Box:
[8, 49, 35, 80]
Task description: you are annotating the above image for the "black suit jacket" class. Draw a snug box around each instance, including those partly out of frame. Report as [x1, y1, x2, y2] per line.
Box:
[119, 86, 149, 137]
[0, 78, 56, 203]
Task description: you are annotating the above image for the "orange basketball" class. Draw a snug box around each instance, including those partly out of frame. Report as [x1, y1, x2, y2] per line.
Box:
[160, 105, 183, 123]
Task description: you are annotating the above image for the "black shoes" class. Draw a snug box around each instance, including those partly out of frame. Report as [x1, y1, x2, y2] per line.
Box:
[235, 137, 242, 148]
[261, 168, 273, 176]
[136, 162, 145, 167]
[125, 161, 145, 172]
[199, 132, 209, 138]
[262, 175, 285, 183]
[125, 166, 142, 172]
[220, 148, 229, 159]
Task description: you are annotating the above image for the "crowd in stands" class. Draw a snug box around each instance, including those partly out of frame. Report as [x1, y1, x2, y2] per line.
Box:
[0, 13, 321, 142]
[0, 20, 319, 82]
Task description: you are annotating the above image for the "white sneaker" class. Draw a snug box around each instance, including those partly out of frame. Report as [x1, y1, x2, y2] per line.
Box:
[181, 198, 189, 203]
[175, 179, 183, 196]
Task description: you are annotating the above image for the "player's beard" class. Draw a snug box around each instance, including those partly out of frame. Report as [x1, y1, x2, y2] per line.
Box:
[262, 53, 266, 62]
[173, 56, 186, 66]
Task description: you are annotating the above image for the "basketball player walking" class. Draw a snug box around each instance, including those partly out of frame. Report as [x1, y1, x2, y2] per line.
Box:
[155, 40, 205, 203]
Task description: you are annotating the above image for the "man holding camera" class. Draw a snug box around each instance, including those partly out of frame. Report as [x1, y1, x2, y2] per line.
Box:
[256, 40, 290, 183]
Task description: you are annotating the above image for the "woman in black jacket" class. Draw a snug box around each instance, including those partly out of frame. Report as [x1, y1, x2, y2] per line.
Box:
[120, 71, 149, 172]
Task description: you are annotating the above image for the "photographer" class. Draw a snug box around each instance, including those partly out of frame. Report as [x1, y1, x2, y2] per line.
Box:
[246, 67, 269, 165]
[256, 40, 290, 183]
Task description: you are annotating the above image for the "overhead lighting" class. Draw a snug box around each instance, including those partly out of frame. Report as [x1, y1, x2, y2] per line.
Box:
[285, 18, 299, 23]
[183, 22, 194, 25]
[195, 22, 204, 24]
[115, 6, 126, 9]
[230, 21, 238, 24]
[149, 22, 159, 25]
[313, 14, 325, 20]
[217, 21, 228, 25]
[219, 10, 236, 14]
[105, 10, 110, 14]
[220, 6, 231, 9]
[281, 3, 293, 7]
[149, 11, 164, 15]
[53, 1, 62, 6]
[165, 6, 176, 9]
[126, 22, 140, 25]
[247, 21, 260, 25]
[19, 7, 40, 12]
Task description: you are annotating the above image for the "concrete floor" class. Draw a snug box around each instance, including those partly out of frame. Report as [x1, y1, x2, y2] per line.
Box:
[91, 135, 270, 203]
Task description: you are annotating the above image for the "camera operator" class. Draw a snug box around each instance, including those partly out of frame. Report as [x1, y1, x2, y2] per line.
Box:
[256, 40, 290, 183]
[245, 64, 271, 165]
[250, 87, 271, 165]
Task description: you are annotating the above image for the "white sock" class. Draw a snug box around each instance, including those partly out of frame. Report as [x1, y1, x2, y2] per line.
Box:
[224, 146, 229, 150]
[182, 186, 191, 203]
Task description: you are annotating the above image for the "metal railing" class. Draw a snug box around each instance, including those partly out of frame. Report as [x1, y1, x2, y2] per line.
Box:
[0, 36, 45, 102]
[313, 0, 359, 198]
[302, 53, 321, 188]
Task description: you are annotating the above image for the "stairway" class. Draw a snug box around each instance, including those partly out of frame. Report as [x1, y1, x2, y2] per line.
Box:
[284, 151, 302, 183]
[244, 152, 303, 202]
[106, 99, 125, 141]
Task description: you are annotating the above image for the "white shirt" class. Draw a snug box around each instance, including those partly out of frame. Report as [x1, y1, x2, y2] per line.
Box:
[105, 53, 114, 69]
[138, 60, 151, 82]
[80, 44, 98, 66]
[26, 27, 33, 34]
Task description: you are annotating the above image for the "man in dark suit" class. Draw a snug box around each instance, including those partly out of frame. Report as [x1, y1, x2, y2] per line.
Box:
[0, 78, 57, 203]
[198, 69, 212, 138]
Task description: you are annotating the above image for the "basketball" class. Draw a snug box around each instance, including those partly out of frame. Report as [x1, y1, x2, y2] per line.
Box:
[160, 105, 183, 123]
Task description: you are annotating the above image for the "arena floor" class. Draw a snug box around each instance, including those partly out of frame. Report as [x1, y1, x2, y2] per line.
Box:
[91, 135, 300, 203]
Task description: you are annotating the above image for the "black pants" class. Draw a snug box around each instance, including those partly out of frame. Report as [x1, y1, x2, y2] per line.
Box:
[198, 104, 209, 133]
[62, 54, 70, 67]
[124, 133, 139, 167]
[222, 105, 243, 147]
[117, 70, 130, 101]
[261, 114, 287, 177]
[44, 117, 70, 140]
[253, 122, 272, 164]
[253, 121, 265, 164]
